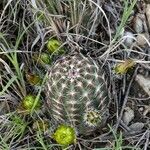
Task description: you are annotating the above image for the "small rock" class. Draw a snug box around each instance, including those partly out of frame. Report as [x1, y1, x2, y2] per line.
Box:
[135, 74, 150, 97]
[143, 105, 150, 116]
[122, 107, 134, 126]
[136, 33, 149, 47]
[129, 122, 144, 131]
[133, 13, 144, 33]
[146, 4, 150, 30]
[123, 31, 135, 47]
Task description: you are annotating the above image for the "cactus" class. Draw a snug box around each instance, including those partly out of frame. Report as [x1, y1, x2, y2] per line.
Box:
[45, 53, 110, 134]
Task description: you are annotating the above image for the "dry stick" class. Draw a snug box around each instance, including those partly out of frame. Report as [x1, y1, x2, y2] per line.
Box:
[78, 130, 143, 143]
[144, 130, 150, 150]
[135, 130, 149, 148]
[80, 142, 93, 150]
[120, 120, 132, 132]
[128, 96, 150, 101]
[114, 66, 139, 131]
[77, 142, 82, 150]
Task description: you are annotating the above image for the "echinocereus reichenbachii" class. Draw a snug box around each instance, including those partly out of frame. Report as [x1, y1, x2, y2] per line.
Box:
[45, 53, 110, 134]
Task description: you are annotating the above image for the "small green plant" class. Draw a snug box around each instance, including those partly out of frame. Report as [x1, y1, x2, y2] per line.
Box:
[94, 125, 138, 150]
[112, 0, 137, 43]
[0, 114, 27, 149]
[10, 114, 27, 135]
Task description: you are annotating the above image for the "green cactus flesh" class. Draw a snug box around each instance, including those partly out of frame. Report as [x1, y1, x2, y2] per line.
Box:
[46, 53, 110, 134]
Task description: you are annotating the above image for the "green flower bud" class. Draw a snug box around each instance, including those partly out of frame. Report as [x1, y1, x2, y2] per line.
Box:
[33, 120, 49, 132]
[26, 73, 42, 86]
[21, 95, 41, 112]
[33, 53, 51, 66]
[47, 39, 65, 54]
[40, 53, 51, 64]
[53, 124, 76, 146]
